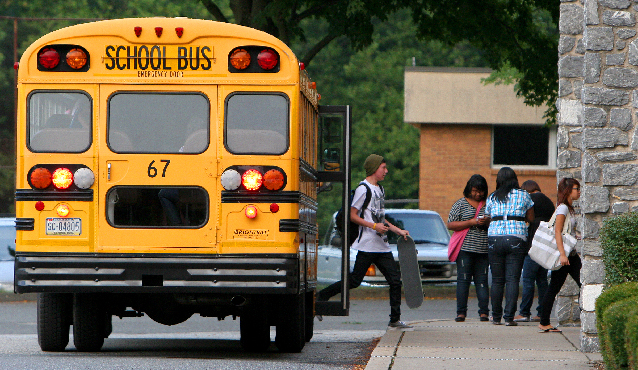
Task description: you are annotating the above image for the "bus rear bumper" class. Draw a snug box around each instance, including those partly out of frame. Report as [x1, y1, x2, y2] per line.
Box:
[15, 253, 300, 294]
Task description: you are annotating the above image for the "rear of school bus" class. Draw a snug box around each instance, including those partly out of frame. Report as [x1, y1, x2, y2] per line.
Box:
[14, 18, 319, 353]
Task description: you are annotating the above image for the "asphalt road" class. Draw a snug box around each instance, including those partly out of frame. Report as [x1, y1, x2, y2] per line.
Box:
[0, 291, 462, 369]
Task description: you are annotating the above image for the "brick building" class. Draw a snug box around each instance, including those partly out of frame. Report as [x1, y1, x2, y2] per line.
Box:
[404, 67, 557, 222]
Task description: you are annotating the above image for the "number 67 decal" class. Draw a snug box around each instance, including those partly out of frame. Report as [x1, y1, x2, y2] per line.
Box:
[148, 160, 170, 178]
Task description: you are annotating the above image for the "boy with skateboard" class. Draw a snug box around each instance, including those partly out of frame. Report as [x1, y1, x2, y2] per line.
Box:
[317, 154, 412, 329]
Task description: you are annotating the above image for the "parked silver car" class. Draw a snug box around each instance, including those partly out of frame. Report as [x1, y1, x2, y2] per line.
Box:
[317, 209, 456, 286]
[0, 217, 15, 291]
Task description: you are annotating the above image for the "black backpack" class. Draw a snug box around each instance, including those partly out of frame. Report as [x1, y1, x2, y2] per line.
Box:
[335, 182, 382, 246]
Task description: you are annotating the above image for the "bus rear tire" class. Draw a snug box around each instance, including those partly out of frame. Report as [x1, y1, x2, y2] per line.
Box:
[73, 294, 106, 352]
[305, 291, 314, 342]
[240, 307, 270, 352]
[37, 293, 72, 352]
[275, 293, 305, 353]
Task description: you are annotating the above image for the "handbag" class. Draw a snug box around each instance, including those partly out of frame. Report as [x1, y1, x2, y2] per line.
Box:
[448, 201, 483, 262]
[528, 209, 576, 270]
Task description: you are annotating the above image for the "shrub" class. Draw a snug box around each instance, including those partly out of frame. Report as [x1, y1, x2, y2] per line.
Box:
[600, 212, 638, 286]
[625, 313, 638, 370]
[596, 282, 638, 367]
[602, 297, 638, 369]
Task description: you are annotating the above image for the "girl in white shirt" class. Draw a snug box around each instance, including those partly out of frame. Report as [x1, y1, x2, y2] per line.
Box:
[538, 178, 582, 333]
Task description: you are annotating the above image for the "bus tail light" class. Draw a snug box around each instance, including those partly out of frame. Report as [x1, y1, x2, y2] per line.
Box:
[30, 168, 52, 189]
[257, 49, 279, 70]
[73, 168, 95, 189]
[365, 265, 377, 276]
[230, 49, 251, 70]
[263, 169, 285, 191]
[245, 205, 258, 219]
[221, 169, 242, 190]
[242, 169, 263, 191]
[38, 48, 60, 69]
[56, 203, 70, 217]
[66, 48, 88, 69]
[51, 168, 73, 189]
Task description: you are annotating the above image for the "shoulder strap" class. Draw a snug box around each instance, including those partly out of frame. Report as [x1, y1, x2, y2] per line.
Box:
[359, 182, 372, 215]
[548, 207, 572, 235]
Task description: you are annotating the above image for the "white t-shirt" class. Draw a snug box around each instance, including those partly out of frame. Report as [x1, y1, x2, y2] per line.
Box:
[555, 204, 575, 236]
[350, 180, 390, 253]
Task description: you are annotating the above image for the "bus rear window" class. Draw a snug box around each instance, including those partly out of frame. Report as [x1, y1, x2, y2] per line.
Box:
[108, 93, 210, 153]
[225, 93, 289, 155]
[28, 91, 91, 153]
[106, 186, 208, 228]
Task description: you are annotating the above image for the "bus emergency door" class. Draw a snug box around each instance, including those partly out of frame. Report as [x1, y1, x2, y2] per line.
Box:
[315, 105, 351, 317]
[98, 85, 218, 252]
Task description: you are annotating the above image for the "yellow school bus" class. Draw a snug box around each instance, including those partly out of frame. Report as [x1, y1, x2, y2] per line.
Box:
[14, 18, 352, 353]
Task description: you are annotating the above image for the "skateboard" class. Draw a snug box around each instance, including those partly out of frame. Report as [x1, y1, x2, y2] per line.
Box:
[397, 236, 423, 309]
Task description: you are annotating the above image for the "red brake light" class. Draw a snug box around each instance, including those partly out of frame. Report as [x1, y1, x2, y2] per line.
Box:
[51, 168, 73, 189]
[155, 27, 163, 37]
[38, 48, 60, 69]
[175, 27, 184, 38]
[242, 169, 263, 191]
[257, 49, 278, 70]
[230, 49, 251, 70]
[30, 168, 52, 189]
[134, 27, 142, 37]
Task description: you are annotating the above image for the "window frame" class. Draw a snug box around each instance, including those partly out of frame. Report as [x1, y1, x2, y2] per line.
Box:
[26, 89, 93, 153]
[223, 92, 290, 155]
[491, 124, 557, 170]
[106, 91, 211, 154]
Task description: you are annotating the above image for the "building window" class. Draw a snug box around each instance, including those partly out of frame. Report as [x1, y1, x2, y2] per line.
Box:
[492, 125, 556, 168]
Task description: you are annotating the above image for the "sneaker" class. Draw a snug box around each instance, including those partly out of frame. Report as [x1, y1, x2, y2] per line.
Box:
[513, 315, 530, 322]
[388, 320, 413, 329]
[505, 320, 518, 326]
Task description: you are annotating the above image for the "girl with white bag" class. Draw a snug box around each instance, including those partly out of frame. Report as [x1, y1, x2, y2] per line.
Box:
[538, 178, 582, 333]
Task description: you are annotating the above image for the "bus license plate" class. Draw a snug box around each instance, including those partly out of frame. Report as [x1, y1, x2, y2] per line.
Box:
[45, 218, 82, 236]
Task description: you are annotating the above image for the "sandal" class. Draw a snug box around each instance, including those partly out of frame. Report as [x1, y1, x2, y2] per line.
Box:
[479, 314, 489, 322]
[538, 327, 562, 333]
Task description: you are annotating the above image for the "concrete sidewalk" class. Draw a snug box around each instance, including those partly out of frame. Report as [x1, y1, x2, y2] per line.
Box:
[366, 319, 602, 370]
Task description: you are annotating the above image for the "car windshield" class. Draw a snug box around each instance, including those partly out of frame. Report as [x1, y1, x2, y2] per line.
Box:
[0, 222, 15, 260]
[385, 212, 450, 245]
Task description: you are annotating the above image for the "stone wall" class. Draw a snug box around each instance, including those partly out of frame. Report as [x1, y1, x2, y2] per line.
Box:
[558, 0, 638, 352]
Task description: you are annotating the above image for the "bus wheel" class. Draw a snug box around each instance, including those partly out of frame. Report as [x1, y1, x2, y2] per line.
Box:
[240, 307, 270, 352]
[275, 294, 305, 353]
[305, 291, 314, 342]
[37, 293, 72, 352]
[73, 294, 106, 352]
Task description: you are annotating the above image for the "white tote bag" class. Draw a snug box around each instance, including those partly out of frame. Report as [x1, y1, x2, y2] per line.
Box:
[528, 210, 576, 271]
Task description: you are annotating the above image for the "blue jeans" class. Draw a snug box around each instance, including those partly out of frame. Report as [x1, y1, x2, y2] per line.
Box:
[456, 250, 489, 316]
[519, 255, 548, 317]
[488, 236, 526, 322]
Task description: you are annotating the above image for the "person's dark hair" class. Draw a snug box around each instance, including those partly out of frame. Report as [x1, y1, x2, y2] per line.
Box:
[492, 167, 520, 202]
[557, 178, 580, 214]
[521, 180, 541, 193]
[463, 174, 488, 201]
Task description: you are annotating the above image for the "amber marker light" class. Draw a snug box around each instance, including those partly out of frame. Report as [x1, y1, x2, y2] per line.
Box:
[66, 48, 87, 69]
[30, 168, 52, 189]
[245, 205, 258, 219]
[242, 169, 263, 191]
[230, 49, 251, 70]
[56, 203, 70, 217]
[263, 169, 285, 191]
[52, 168, 73, 189]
